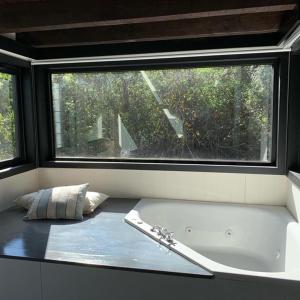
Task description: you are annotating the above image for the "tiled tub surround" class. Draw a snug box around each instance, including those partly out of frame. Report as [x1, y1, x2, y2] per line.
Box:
[38, 168, 288, 206]
[0, 169, 38, 211]
[287, 172, 300, 222]
[0, 169, 288, 212]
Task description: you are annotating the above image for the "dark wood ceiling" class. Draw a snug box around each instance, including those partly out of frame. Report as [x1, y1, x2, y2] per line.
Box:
[0, 0, 41, 4]
[0, 0, 298, 48]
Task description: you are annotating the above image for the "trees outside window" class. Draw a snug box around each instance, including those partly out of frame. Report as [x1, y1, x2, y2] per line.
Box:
[0, 72, 17, 161]
[51, 64, 274, 162]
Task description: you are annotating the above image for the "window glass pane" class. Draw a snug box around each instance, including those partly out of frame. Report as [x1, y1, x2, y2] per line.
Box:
[52, 64, 274, 162]
[0, 72, 18, 161]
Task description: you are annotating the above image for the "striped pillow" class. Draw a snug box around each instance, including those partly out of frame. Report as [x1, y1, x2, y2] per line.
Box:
[15, 191, 108, 215]
[24, 183, 89, 221]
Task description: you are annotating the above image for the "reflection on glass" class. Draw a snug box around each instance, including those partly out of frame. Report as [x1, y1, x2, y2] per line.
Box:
[52, 64, 274, 162]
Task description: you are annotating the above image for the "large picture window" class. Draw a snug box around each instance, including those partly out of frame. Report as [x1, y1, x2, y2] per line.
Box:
[0, 71, 18, 162]
[51, 63, 274, 163]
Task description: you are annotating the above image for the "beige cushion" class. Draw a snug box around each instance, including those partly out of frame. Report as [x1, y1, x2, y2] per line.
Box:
[15, 190, 108, 215]
[24, 183, 89, 220]
[84, 192, 109, 214]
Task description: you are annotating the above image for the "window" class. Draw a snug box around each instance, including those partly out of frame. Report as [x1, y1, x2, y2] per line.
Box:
[51, 63, 274, 163]
[0, 71, 19, 162]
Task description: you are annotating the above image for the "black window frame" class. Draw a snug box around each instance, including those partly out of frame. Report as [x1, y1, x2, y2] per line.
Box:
[0, 53, 37, 179]
[0, 66, 24, 168]
[35, 52, 289, 174]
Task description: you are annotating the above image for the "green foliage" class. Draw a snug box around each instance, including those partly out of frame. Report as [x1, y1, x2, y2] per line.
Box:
[52, 64, 273, 162]
[0, 73, 16, 161]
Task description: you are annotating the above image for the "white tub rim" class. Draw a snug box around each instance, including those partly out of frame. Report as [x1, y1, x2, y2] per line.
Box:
[125, 197, 300, 282]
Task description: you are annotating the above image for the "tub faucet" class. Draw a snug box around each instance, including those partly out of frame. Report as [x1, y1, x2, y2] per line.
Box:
[151, 225, 163, 234]
[151, 225, 167, 237]
[164, 231, 175, 244]
[151, 225, 175, 244]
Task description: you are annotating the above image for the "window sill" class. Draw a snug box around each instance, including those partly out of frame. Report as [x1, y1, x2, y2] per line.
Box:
[0, 163, 37, 180]
[40, 160, 282, 175]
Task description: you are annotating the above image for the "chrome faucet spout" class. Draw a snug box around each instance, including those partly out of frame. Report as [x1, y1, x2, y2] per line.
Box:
[151, 225, 175, 244]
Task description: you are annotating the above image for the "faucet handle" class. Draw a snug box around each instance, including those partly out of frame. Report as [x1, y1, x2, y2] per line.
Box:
[151, 225, 163, 234]
[151, 226, 175, 244]
[165, 231, 175, 243]
[160, 227, 169, 237]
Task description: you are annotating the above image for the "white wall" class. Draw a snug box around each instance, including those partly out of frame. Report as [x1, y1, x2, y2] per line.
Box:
[0, 169, 39, 211]
[0, 168, 288, 212]
[38, 168, 288, 206]
[287, 178, 300, 221]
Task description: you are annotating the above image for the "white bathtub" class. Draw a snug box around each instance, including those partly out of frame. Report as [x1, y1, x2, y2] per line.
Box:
[125, 198, 300, 281]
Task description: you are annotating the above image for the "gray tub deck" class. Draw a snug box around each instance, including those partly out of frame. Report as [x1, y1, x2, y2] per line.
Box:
[0, 198, 212, 277]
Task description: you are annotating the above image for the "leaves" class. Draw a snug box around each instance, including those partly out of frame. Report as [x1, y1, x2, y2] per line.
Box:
[52, 64, 273, 161]
[0, 73, 16, 161]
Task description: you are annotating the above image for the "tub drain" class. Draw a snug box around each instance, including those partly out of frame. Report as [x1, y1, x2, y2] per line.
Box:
[185, 226, 192, 233]
[225, 229, 233, 238]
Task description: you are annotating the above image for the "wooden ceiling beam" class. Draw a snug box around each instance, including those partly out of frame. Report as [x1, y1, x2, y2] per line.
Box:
[16, 12, 283, 48]
[0, 0, 297, 33]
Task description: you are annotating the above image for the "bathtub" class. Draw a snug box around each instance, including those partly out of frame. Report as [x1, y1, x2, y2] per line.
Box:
[125, 198, 300, 281]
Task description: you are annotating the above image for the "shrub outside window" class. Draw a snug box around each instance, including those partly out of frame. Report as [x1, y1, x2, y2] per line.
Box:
[51, 64, 274, 163]
[0, 71, 18, 162]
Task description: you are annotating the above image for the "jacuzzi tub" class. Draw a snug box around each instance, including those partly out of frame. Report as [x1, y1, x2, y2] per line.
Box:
[125, 198, 300, 281]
